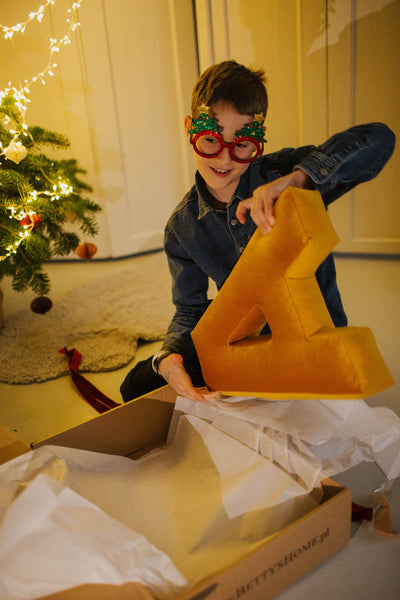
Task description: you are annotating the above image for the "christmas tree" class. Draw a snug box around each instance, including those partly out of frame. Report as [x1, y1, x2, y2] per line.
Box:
[0, 92, 101, 301]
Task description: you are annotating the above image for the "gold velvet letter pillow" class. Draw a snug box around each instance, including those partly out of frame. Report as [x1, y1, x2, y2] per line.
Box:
[192, 187, 393, 399]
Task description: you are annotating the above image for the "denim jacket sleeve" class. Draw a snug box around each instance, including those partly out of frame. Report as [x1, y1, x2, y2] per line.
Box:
[294, 122, 396, 205]
[162, 226, 212, 360]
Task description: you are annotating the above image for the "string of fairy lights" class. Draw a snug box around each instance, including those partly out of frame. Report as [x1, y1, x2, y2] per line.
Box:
[0, 0, 83, 261]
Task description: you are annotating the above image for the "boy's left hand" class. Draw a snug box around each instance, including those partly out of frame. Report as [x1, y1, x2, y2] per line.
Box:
[236, 170, 311, 234]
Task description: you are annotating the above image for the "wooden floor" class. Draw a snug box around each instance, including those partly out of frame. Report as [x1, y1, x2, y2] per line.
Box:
[1, 253, 400, 600]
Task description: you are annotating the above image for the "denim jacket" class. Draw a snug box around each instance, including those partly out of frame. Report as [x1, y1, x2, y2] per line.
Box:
[162, 123, 395, 361]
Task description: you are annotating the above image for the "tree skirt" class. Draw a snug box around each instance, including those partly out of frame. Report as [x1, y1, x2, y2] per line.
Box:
[0, 252, 174, 384]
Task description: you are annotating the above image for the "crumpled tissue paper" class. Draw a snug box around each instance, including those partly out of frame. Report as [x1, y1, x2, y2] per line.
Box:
[0, 410, 322, 600]
[174, 396, 400, 481]
[0, 472, 186, 600]
[1, 394, 399, 600]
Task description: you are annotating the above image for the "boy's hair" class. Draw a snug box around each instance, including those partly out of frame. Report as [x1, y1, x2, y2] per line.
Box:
[191, 60, 268, 120]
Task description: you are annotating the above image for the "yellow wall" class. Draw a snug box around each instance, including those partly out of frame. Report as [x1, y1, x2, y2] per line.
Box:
[194, 0, 400, 253]
[2, 0, 399, 256]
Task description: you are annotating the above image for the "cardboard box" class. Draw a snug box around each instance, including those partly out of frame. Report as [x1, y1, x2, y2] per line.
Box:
[0, 424, 30, 464]
[1, 386, 352, 600]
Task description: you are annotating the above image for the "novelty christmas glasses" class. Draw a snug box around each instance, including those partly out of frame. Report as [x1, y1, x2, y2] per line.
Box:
[189, 105, 266, 163]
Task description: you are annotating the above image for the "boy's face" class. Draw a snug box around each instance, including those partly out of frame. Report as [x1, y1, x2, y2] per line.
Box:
[185, 102, 254, 204]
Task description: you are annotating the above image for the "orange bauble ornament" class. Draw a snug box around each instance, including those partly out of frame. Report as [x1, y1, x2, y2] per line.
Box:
[75, 242, 98, 261]
[19, 213, 41, 229]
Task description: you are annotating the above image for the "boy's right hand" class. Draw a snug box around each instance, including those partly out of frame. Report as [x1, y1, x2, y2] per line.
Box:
[158, 353, 217, 403]
[236, 170, 312, 234]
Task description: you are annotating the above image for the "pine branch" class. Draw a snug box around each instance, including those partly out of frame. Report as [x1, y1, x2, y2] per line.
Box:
[0, 93, 101, 298]
[27, 126, 71, 150]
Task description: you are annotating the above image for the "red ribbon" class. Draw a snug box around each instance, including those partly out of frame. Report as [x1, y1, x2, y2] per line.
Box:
[351, 501, 373, 522]
[59, 347, 121, 413]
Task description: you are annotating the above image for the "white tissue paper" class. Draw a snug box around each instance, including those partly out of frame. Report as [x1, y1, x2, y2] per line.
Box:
[174, 396, 400, 481]
[1, 394, 400, 600]
[0, 412, 320, 599]
[0, 473, 186, 600]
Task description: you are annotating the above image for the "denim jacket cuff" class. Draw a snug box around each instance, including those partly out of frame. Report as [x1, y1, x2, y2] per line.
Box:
[161, 338, 194, 362]
[294, 151, 338, 186]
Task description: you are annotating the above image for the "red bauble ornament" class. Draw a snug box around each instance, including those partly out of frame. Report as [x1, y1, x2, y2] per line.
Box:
[19, 213, 41, 229]
[31, 296, 53, 314]
[76, 242, 98, 261]
[31, 214, 41, 228]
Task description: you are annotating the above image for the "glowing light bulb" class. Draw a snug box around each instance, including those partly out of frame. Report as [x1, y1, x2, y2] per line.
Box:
[0, 0, 84, 257]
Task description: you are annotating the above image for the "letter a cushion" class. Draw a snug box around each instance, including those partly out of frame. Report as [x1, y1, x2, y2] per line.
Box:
[192, 187, 393, 399]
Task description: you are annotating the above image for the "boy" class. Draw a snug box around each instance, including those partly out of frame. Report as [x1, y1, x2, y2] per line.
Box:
[121, 60, 395, 403]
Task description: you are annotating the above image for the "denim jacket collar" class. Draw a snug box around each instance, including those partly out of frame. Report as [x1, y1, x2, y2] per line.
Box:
[195, 160, 268, 219]
[195, 172, 224, 219]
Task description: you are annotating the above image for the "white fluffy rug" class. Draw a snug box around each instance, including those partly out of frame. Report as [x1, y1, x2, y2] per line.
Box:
[0, 252, 174, 384]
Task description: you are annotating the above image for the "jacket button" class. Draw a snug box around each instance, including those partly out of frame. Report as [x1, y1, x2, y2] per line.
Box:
[231, 218, 239, 226]
[319, 167, 329, 176]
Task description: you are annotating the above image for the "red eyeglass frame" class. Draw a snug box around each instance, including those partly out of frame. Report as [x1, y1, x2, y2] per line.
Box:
[190, 129, 264, 164]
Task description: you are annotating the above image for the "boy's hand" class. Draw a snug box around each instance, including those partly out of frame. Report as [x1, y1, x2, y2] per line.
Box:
[158, 353, 218, 403]
[236, 170, 311, 234]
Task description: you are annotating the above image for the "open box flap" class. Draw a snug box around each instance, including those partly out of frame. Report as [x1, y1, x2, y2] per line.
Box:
[0, 425, 30, 465]
[32, 386, 176, 457]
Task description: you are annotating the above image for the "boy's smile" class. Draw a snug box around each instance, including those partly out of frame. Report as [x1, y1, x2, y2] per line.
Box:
[185, 102, 256, 204]
[210, 167, 232, 177]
